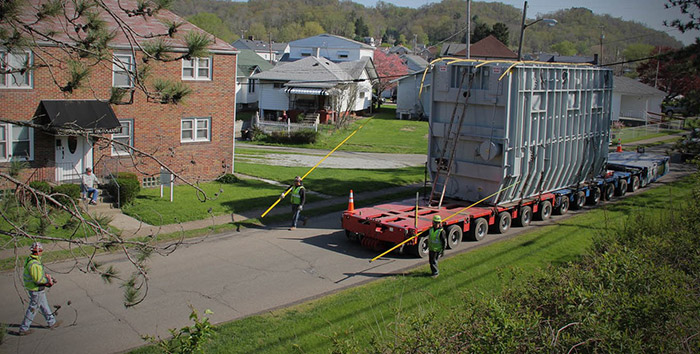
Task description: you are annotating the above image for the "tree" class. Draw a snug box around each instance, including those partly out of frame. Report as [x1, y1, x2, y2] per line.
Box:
[491, 22, 510, 46]
[188, 12, 237, 43]
[373, 49, 408, 104]
[551, 41, 577, 56]
[623, 43, 655, 61]
[472, 22, 492, 43]
[301, 21, 325, 38]
[355, 17, 370, 38]
[0, 0, 220, 306]
[661, 0, 700, 115]
[664, 0, 700, 32]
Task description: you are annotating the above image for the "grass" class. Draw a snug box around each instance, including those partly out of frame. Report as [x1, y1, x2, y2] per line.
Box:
[249, 106, 429, 154]
[122, 164, 425, 226]
[613, 128, 683, 144]
[131, 174, 694, 354]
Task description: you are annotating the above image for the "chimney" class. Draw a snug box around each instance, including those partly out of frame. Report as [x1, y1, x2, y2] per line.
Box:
[248, 35, 254, 41]
[314, 47, 320, 58]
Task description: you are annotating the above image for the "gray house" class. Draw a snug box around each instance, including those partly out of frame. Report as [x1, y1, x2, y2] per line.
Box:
[287, 34, 375, 62]
[612, 76, 666, 124]
[233, 38, 289, 62]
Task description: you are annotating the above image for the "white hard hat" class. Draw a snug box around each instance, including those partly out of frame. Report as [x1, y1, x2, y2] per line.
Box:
[30, 242, 43, 253]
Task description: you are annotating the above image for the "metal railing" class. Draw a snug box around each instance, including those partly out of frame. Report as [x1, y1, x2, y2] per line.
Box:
[98, 159, 120, 209]
[254, 111, 319, 134]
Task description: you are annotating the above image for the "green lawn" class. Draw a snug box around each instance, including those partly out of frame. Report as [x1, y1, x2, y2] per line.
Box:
[249, 106, 429, 154]
[123, 164, 426, 225]
[131, 174, 693, 354]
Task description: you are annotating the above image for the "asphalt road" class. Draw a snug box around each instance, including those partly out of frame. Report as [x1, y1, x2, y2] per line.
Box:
[0, 140, 693, 354]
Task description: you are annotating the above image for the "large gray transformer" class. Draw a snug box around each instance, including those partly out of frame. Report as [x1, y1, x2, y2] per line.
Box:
[428, 60, 613, 205]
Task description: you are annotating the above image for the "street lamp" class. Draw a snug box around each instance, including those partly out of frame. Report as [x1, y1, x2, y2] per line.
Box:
[517, 0, 558, 61]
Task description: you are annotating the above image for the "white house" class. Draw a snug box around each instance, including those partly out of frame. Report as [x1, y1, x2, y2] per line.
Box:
[287, 34, 374, 62]
[612, 76, 666, 124]
[236, 49, 273, 110]
[395, 70, 432, 120]
[252, 56, 377, 122]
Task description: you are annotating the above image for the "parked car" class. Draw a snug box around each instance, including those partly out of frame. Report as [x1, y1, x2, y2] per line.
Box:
[662, 103, 688, 116]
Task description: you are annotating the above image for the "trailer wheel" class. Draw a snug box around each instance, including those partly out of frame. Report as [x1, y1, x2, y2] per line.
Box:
[573, 191, 586, 209]
[345, 230, 360, 242]
[536, 201, 552, 220]
[615, 179, 628, 196]
[446, 224, 463, 249]
[628, 176, 640, 192]
[514, 206, 532, 227]
[410, 235, 429, 258]
[554, 197, 569, 215]
[587, 187, 601, 205]
[490, 212, 511, 234]
[467, 218, 488, 241]
[603, 183, 615, 201]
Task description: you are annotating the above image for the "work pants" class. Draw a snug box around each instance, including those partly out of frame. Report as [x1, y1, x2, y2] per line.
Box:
[20, 289, 56, 331]
[429, 250, 441, 276]
[291, 204, 303, 227]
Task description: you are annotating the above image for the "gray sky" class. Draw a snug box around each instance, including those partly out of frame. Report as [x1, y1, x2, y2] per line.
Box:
[353, 0, 698, 45]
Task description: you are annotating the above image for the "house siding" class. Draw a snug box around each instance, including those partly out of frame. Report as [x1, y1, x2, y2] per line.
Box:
[0, 47, 237, 182]
[259, 83, 290, 115]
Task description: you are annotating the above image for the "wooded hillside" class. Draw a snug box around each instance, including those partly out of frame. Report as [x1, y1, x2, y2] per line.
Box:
[172, 0, 682, 63]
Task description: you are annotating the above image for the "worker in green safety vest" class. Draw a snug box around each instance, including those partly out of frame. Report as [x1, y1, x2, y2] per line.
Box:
[280, 176, 307, 230]
[18, 242, 61, 336]
[428, 215, 447, 277]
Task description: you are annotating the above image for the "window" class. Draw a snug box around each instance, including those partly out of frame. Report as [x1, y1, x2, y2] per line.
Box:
[111, 119, 133, 156]
[300, 49, 312, 57]
[113, 53, 134, 88]
[273, 82, 284, 89]
[0, 123, 33, 161]
[1, 50, 32, 88]
[182, 57, 212, 80]
[248, 79, 256, 93]
[181, 117, 211, 143]
[337, 51, 349, 59]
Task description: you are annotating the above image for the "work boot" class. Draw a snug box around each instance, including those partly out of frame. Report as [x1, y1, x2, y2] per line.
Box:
[48, 320, 62, 329]
[17, 329, 34, 336]
[289, 226, 296, 231]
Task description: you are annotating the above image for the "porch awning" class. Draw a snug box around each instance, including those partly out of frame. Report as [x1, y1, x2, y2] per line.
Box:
[34, 100, 122, 134]
[285, 87, 329, 96]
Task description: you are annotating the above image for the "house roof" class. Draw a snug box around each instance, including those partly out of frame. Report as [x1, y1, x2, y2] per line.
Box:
[289, 34, 374, 50]
[11, 0, 235, 53]
[336, 57, 378, 81]
[614, 76, 667, 96]
[233, 39, 288, 54]
[454, 35, 517, 59]
[400, 54, 429, 72]
[35, 100, 121, 134]
[252, 56, 354, 85]
[389, 46, 411, 54]
[237, 49, 274, 77]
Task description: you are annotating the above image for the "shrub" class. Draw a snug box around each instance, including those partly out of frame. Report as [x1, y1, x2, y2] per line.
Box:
[115, 172, 139, 183]
[264, 129, 318, 144]
[106, 176, 141, 206]
[216, 173, 239, 184]
[29, 181, 52, 195]
[51, 184, 80, 206]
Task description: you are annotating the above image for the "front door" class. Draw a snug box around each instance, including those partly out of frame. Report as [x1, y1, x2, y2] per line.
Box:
[55, 136, 90, 182]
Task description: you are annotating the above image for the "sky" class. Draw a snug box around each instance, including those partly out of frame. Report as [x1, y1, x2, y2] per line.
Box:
[352, 0, 698, 45]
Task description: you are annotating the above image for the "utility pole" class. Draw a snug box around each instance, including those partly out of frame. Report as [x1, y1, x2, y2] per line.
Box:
[517, 1, 528, 61]
[466, 0, 471, 59]
[599, 25, 605, 66]
[268, 32, 273, 64]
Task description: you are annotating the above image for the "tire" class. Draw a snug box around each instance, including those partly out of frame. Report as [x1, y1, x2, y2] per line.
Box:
[615, 179, 628, 196]
[587, 187, 601, 205]
[554, 197, 569, 215]
[345, 230, 360, 242]
[410, 235, 429, 258]
[535, 201, 552, 220]
[628, 176, 640, 192]
[603, 183, 615, 201]
[573, 191, 586, 210]
[446, 224, 463, 249]
[514, 206, 532, 227]
[490, 211, 512, 234]
[467, 217, 488, 241]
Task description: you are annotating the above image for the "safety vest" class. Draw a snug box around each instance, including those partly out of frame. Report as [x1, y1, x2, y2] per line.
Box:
[291, 186, 304, 205]
[23, 255, 46, 291]
[428, 227, 444, 252]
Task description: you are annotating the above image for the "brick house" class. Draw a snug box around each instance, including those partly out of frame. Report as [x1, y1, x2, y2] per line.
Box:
[0, 0, 237, 184]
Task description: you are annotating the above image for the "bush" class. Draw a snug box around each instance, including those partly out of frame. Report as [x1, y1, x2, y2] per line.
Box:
[216, 173, 239, 184]
[29, 181, 52, 195]
[106, 177, 141, 206]
[115, 172, 139, 182]
[263, 129, 318, 144]
[51, 184, 80, 206]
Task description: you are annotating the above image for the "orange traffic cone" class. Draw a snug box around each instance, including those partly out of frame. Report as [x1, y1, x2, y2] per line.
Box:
[347, 190, 355, 212]
[616, 138, 622, 152]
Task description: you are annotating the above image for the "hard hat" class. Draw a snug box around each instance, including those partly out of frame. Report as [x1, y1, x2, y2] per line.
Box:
[432, 215, 442, 222]
[30, 242, 43, 253]
[294, 176, 302, 181]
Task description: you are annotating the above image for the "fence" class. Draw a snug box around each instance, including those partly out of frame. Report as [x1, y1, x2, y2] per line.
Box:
[253, 112, 319, 134]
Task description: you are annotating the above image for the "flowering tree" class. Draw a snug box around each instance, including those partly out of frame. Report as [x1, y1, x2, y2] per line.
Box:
[373, 49, 409, 102]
